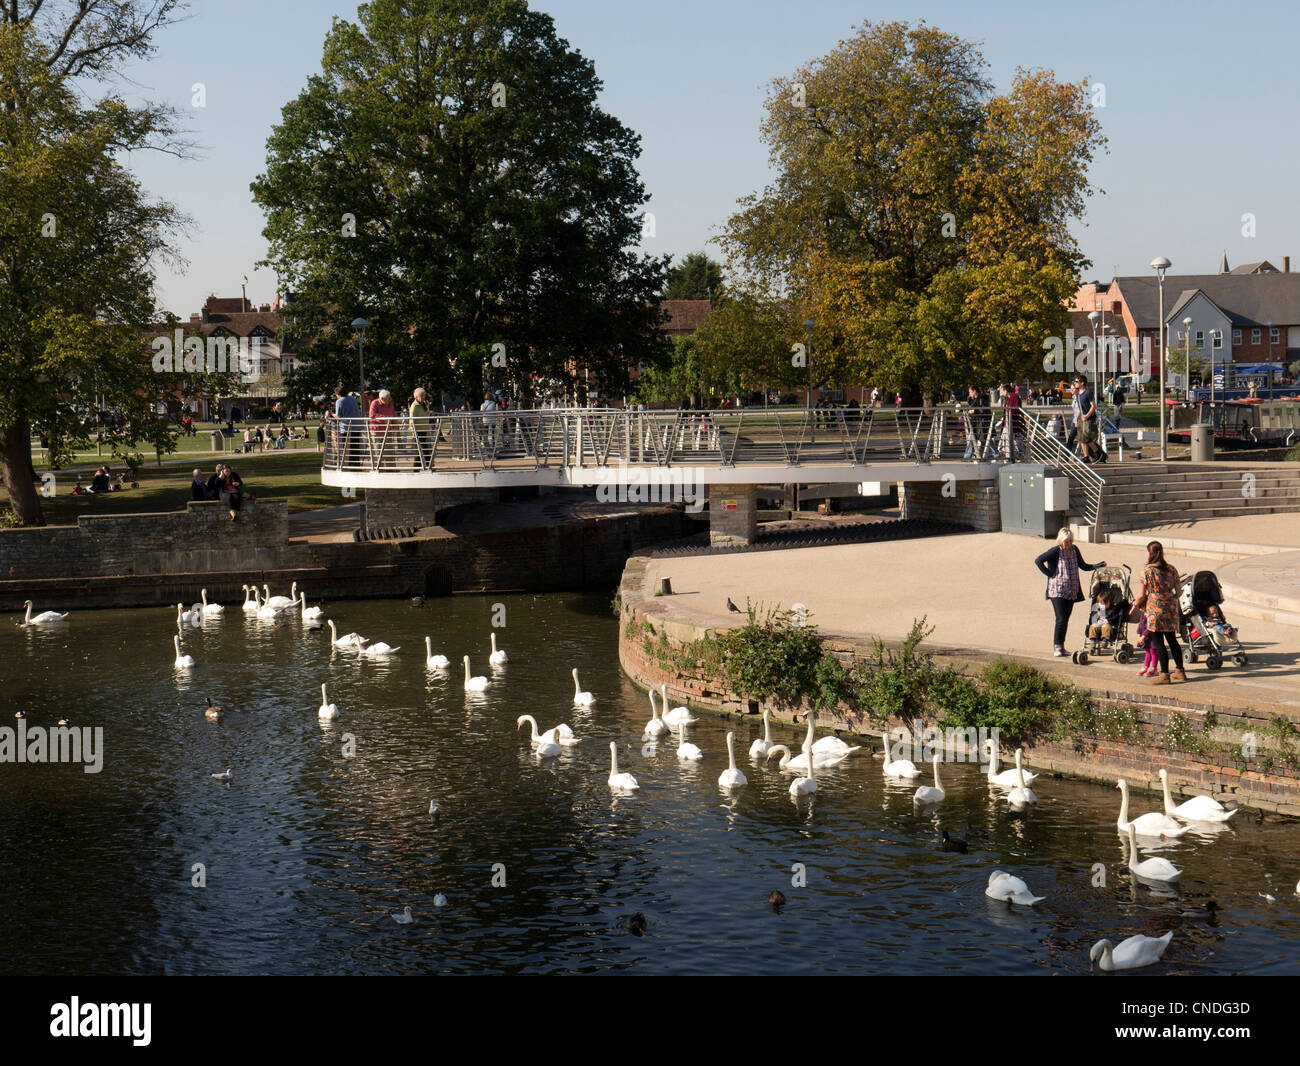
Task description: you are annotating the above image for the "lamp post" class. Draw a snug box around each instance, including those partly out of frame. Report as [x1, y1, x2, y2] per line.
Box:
[1181, 316, 1192, 402]
[1150, 257, 1171, 460]
[1267, 319, 1274, 391]
[351, 317, 368, 394]
[802, 319, 815, 415]
[1088, 310, 1100, 389]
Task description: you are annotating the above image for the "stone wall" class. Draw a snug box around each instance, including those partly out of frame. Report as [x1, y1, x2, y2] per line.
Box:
[708, 484, 757, 546]
[363, 487, 500, 531]
[899, 478, 1000, 532]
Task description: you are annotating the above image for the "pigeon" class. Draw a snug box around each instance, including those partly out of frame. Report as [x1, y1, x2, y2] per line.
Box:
[726, 597, 741, 613]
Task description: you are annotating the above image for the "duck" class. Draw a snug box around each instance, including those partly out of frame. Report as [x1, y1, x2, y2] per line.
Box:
[173, 635, 195, 669]
[297, 592, 323, 621]
[1089, 931, 1174, 971]
[392, 906, 414, 925]
[718, 732, 748, 789]
[361, 641, 400, 658]
[240, 585, 259, 613]
[572, 669, 595, 706]
[424, 637, 450, 670]
[262, 582, 298, 610]
[1125, 823, 1181, 882]
[643, 687, 669, 738]
[327, 619, 368, 649]
[985, 870, 1044, 906]
[676, 721, 704, 761]
[203, 695, 223, 721]
[620, 912, 647, 936]
[199, 589, 224, 615]
[1159, 768, 1237, 823]
[211, 768, 233, 782]
[608, 741, 639, 791]
[1117, 778, 1189, 838]
[1007, 757, 1037, 811]
[941, 830, 968, 853]
[913, 754, 945, 806]
[658, 683, 694, 727]
[463, 656, 488, 691]
[881, 732, 922, 779]
[748, 706, 774, 758]
[488, 632, 508, 665]
[788, 742, 817, 797]
[986, 741, 1039, 787]
[768, 890, 786, 910]
[19, 600, 69, 626]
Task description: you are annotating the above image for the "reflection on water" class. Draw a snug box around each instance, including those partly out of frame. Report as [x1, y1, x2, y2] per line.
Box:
[1, 591, 1299, 975]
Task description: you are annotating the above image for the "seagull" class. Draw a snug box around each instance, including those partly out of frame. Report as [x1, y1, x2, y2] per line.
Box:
[392, 906, 414, 924]
[211, 768, 233, 782]
[726, 597, 741, 613]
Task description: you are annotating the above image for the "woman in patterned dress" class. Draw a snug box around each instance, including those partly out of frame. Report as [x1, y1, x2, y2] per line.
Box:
[1137, 540, 1185, 684]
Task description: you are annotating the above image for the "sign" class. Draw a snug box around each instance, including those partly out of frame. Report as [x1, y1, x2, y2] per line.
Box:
[723, 499, 738, 511]
[965, 492, 975, 505]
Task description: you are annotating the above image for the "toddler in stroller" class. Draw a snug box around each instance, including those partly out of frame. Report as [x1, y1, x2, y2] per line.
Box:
[1179, 571, 1248, 670]
[1075, 564, 1136, 664]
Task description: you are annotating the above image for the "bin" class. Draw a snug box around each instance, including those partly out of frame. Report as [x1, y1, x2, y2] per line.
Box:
[210, 430, 225, 451]
[1189, 423, 1214, 462]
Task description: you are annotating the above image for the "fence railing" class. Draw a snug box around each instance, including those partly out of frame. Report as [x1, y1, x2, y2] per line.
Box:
[1021, 409, 1106, 531]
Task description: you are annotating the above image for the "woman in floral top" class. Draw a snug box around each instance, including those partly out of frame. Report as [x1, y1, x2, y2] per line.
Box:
[1137, 540, 1185, 684]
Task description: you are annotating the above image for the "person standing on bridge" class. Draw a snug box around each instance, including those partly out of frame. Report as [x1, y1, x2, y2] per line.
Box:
[1034, 527, 1105, 658]
[334, 386, 361, 465]
[409, 387, 433, 468]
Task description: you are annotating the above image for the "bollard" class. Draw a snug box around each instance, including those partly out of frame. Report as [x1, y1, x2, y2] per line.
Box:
[658, 577, 672, 596]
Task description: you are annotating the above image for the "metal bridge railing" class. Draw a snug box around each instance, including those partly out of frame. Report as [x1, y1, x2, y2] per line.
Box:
[1020, 409, 1106, 532]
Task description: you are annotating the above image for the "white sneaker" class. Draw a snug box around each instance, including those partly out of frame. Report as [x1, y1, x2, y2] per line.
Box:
[1053, 647, 1068, 657]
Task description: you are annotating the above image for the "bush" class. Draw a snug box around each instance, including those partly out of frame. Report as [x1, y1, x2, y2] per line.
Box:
[719, 603, 824, 708]
[851, 618, 937, 724]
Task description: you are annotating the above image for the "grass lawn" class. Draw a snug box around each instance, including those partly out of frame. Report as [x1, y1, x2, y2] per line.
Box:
[4, 450, 342, 526]
[29, 421, 321, 468]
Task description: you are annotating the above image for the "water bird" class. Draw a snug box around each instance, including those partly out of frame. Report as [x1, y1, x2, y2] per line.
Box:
[392, 906, 414, 924]
[489, 632, 508, 665]
[726, 597, 740, 613]
[255, 589, 285, 619]
[173, 635, 195, 669]
[1008, 757, 1037, 810]
[57, 715, 70, 727]
[240, 585, 259, 613]
[986, 740, 1038, 787]
[1089, 932, 1173, 971]
[433, 894, 447, 907]
[361, 640, 400, 658]
[941, 830, 967, 853]
[424, 637, 450, 669]
[463, 656, 488, 691]
[1178, 901, 1218, 920]
[881, 733, 921, 778]
[177, 602, 203, 627]
[1116, 779, 1187, 838]
[787, 741, 817, 797]
[327, 619, 368, 648]
[658, 683, 694, 727]
[516, 716, 562, 758]
[318, 683, 339, 720]
[748, 706, 774, 757]
[410, 595, 425, 608]
[805, 711, 861, 759]
[203, 695, 223, 721]
[429, 799, 439, 816]
[620, 912, 647, 935]
[677, 721, 704, 761]
[644, 687, 669, 738]
[768, 890, 786, 910]
[913, 754, 946, 806]
[985, 870, 1044, 906]
[14, 709, 25, 720]
[572, 668, 595, 706]
[212, 768, 233, 782]
[1125, 823, 1181, 882]
[20, 600, 68, 626]
[1159, 769, 1236, 823]
[608, 741, 639, 791]
[297, 592, 323, 621]
[262, 582, 297, 610]
[718, 732, 747, 788]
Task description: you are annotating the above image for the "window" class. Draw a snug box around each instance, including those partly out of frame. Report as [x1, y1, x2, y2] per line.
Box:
[1252, 328, 1261, 344]
[1232, 329, 1241, 344]
[1153, 331, 1161, 349]
[1271, 327, 1280, 343]
[1196, 330, 1204, 348]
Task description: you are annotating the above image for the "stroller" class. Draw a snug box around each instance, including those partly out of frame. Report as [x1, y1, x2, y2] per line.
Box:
[1073, 564, 1135, 664]
[1179, 571, 1248, 670]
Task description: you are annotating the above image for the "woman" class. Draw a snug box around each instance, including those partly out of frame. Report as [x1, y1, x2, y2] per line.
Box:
[1034, 527, 1105, 657]
[220, 463, 244, 522]
[409, 387, 433, 468]
[1136, 540, 1185, 684]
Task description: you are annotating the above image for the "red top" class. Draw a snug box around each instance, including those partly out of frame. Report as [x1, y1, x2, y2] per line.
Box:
[368, 398, 397, 431]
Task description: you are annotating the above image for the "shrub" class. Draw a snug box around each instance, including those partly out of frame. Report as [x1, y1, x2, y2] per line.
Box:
[851, 618, 937, 724]
[719, 603, 824, 709]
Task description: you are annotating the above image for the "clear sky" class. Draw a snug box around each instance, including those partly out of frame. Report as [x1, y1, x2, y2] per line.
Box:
[114, 0, 1300, 315]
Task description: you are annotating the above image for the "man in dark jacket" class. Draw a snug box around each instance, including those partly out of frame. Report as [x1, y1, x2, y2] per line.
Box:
[205, 468, 222, 501]
[190, 469, 208, 501]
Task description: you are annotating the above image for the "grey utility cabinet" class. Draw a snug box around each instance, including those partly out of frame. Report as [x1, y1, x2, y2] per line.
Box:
[999, 464, 1066, 538]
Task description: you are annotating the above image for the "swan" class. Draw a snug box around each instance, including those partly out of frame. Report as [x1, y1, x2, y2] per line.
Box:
[676, 721, 704, 761]
[429, 799, 439, 816]
[424, 637, 450, 669]
[173, 635, 195, 669]
[659, 683, 694, 727]
[789, 742, 817, 796]
[433, 893, 447, 907]
[489, 632, 508, 665]
[1008, 757, 1038, 810]
[297, 593, 323, 621]
[177, 602, 203, 627]
[1117, 779, 1189, 838]
[516, 715, 575, 751]
[262, 582, 297, 610]
[608, 741, 639, 790]
[986, 740, 1038, 787]
[644, 687, 669, 738]
[913, 754, 945, 805]
[1126, 823, 1182, 882]
[1090, 932, 1174, 972]
[20, 600, 68, 626]
[767, 718, 853, 772]
[392, 906, 414, 925]
[255, 589, 284, 619]
[361, 641, 400, 658]
[463, 656, 488, 691]
[748, 706, 774, 758]
[881, 733, 922, 778]
[572, 668, 595, 706]
[200, 589, 224, 615]
[805, 710, 861, 758]
[318, 683, 339, 720]
[241, 585, 259, 613]
[1159, 768, 1237, 823]
[986, 870, 1044, 906]
[718, 731, 747, 789]
[212, 768, 232, 781]
[518, 718, 562, 758]
[327, 619, 368, 648]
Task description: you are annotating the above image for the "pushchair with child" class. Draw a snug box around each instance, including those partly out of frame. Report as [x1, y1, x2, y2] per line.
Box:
[1179, 571, 1248, 670]
[1073, 564, 1136, 664]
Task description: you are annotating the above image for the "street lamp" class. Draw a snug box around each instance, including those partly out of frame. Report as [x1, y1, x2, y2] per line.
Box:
[1088, 310, 1100, 388]
[1267, 320, 1275, 390]
[802, 319, 815, 415]
[1150, 256, 1171, 460]
[351, 317, 368, 393]
[1181, 316, 1192, 402]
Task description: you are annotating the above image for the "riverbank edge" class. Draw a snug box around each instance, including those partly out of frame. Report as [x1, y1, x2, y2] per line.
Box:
[616, 552, 1300, 817]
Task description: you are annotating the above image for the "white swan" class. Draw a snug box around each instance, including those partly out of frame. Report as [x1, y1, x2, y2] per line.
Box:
[881, 733, 922, 779]
[177, 602, 203, 627]
[517, 717, 562, 758]
[255, 589, 284, 619]
[173, 635, 195, 669]
[572, 668, 595, 706]
[200, 589, 224, 615]
[361, 640, 400, 658]
[424, 637, 450, 670]
[1126, 823, 1182, 882]
[463, 656, 488, 691]
[986, 740, 1039, 787]
[318, 682, 339, 720]
[1090, 931, 1174, 971]
[392, 906, 414, 925]
[212, 768, 233, 781]
[297, 592, 323, 621]
[489, 632, 508, 665]
[1008, 757, 1038, 810]
[789, 742, 817, 796]
[644, 687, 669, 738]
[805, 711, 861, 758]
[767, 718, 852, 772]
[986, 870, 1044, 906]
[262, 582, 297, 610]
[1117, 779, 1189, 838]
[608, 741, 639, 790]
[748, 706, 774, 758]
[677, 721, 704, 761]
[718, 731, 747, 789]
[327, 619, 368, 648]
[20, 600, 68, 626]
[1159, 768, 1237, 823]
[241, 585, 259, 613]
[516, 714, 575, 750]
[913, 754, 945, 805]
[659, 683, 694, 727]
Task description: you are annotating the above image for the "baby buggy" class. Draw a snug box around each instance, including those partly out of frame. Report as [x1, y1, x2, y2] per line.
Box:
[1074, 564, 1135, 664]
[1179, 571, 1248, 670]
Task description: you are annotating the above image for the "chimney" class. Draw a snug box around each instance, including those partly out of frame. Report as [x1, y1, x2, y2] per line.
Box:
[1285, 256, 1291, 273]
[259, 303, 271, 312]
[190, 313, 201, 323]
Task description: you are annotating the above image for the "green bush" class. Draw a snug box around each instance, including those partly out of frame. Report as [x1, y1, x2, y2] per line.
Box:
[851, 618, 937, 724]
[719, 603, 824, 708]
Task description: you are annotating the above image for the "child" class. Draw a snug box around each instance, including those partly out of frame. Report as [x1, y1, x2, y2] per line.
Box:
[1087, 590, 1114, 642]
[1136, 612, 1158, 677]
[1204, 605, 1237, 641]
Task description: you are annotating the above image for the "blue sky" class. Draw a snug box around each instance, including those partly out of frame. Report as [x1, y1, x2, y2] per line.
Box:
[114, 0, 1300, 314]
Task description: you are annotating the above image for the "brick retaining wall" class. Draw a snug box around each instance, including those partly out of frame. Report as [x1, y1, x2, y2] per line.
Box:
[899, 479, 1001, 531]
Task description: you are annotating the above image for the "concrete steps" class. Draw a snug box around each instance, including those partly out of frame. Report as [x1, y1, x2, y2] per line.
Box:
[1098, 464, 1300, 534]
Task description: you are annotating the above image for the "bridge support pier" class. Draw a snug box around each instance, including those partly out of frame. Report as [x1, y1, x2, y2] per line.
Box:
[709, 484, 757, 547]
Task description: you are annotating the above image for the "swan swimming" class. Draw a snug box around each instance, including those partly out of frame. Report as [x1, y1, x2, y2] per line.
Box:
[1007, 756, 1037, 810]
[516, 715, 566, 756]
[986, 740, 1039, 787]
[643, 687, 669, 738]
[788, 742, 817, 796]
[805, 710, 861, 759]
[766, 718, 853, 772]
[20, 600, 69, 626]
[173, 635, 195, 669]
[424, 637, 450, 669]
[718, 732, 747, 789]
[986, 870, 1044, 906]
[1159, 768, 1236, 823]
[297, 593, 323, 621]
[676, 721, 704, 761]
[1116, 779, 1188, 838]
[658, 683, 694, 727]
[1125, 823, 1181, 882]
[361, 640, 400, 658]
[255, 588, 284, 619]
[177, 602, 203, 627]
[262, 582, 297, 610]
[748, 706, 774, 758]
[200, 589, 224, 615]
[241, 585, 259, 613]
[318, 683, 339, 720]
[392, 906, 414, 924]
[913, 754, 945, 806]
[327, 620, 368, 648]
[608, 741, 639, 791]
[463, 656, 488, 691]
[572, 669, 595, 706]
[881, 732, 922, 779]
[212, 768, 233, 782]
[489, 632, 508, 665]
[1090, 931, 1173, 971]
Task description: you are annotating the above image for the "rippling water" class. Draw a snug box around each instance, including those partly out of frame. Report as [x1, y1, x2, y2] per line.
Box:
[2, 591, 1298, 975]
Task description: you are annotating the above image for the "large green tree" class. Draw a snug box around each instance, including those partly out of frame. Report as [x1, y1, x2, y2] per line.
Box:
[719, 21, 1103, 399]
[0, 3, 187, 526]
[253, 0, 668, 410]
[664, 251, 725, 304]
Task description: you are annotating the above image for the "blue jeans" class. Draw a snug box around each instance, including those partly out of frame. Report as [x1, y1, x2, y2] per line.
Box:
[1050, 597, 1075, 648]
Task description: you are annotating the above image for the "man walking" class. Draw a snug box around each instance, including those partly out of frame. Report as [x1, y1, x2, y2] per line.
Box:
[1074, 373, 1104, 464]
[963, 384, 990, 460]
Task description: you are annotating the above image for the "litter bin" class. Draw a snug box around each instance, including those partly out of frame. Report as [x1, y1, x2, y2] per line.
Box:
[210, 430, 225, 451]
[1190, 423, 1214, 462]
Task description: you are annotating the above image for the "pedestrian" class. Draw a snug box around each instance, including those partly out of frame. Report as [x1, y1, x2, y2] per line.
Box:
[1033, 527, 1106, 658]
[409, 386, 433, 468]
[334, 385, 361, 463]
[368, 387, 397, 457]
[1074, 373, 1104, 464]
[963, 384, 990, 460]
[190, 468, 208, 501]
[242, 427, 252, 454]
[219, 463, 244, 521]
[1112, 379, 1127, 425]
[999, 382, 1023, 459]
[1134, 540, 1186, 685]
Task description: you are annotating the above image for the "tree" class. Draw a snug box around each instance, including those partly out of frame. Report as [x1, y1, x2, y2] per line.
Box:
[252, 0, 668, 411]
[664, 251, 725, 304]
[0, 7, 187, 525]
[719, 21, 1104, 399]
[692, 290, 802, 400]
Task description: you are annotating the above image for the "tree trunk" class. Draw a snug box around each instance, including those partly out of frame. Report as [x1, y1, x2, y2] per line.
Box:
[2, 418, 45, 526]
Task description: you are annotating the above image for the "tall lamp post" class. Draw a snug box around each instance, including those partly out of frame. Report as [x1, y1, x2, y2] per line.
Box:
[1267, 320, 1275, 392]
[802, 319, 815, 415]
[1150, 257, 1171, 460]
[1181, 317, 1192, 402]
[1088, 310, 1100, 392]
[351, 317, 368, 394]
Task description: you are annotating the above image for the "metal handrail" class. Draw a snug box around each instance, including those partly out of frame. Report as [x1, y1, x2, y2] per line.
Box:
[1020, 409, 1106, 532]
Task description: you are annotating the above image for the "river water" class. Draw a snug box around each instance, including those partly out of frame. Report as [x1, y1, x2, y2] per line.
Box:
[1, 591, 1298, 975]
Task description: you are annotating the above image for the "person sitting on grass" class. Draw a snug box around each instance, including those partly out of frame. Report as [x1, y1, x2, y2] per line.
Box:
[89, 466, 111, 493]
